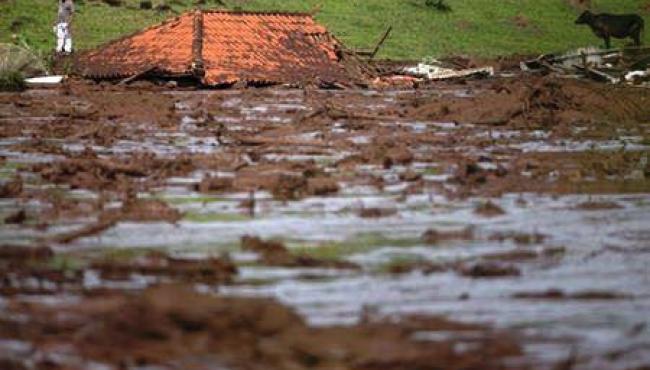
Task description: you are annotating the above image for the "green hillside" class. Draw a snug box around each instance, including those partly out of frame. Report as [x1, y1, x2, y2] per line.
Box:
[1, 0, 649, 60]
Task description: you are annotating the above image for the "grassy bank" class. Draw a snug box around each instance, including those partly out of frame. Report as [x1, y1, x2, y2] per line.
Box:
[1, 0, 649, 59]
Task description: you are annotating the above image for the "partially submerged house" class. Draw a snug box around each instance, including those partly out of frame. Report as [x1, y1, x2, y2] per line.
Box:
[77, 9, 368, 87]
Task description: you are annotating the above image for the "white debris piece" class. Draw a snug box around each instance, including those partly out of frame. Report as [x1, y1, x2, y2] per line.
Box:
[625, 69, 650, 82]
[24, 75, 65, 85]
[555, 47, 616, 69]
[403, 59, 494, 80]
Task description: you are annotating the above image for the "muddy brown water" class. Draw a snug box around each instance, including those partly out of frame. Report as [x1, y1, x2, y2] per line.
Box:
[0, 75, 649, 370]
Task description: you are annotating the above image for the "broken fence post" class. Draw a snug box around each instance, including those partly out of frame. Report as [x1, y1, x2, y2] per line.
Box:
[369, 26, 393, 60]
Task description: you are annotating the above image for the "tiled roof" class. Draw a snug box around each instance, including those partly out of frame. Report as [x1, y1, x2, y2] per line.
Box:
[79, 13, 195, 79]
[78, 10, 356, 86]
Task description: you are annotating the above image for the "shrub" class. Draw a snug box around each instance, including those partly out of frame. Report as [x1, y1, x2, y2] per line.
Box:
[0, 43, 47, 77]
[0, 70, 26, 92]
[425, 0, 451, 12]
[0, 42, 49, 91]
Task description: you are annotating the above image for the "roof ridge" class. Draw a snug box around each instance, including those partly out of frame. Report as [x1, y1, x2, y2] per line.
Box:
[191, 9, 205, 77]
[200, 9, 314, 17]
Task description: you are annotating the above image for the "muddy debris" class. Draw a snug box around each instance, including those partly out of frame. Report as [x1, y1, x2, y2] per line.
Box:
[359, 142, 415, 169]
[34, 153, 194, 191]
[513, 289, 631, 300]
[34, 158, 145, 190]
[50, 215, 119, 244]
[9, 139, 66, 155]
[50, 197, 182, 244]
[233, 163, 329, 201]
[383, 259, 447, 275]
[0, 244, 53, 261]
[120, 197, 183, 223]
[0, 176, 23, 198]
[489, 232, 547, 245]
[241, 236, 359, 269]
[66, 122, 124, 147]
[1, 265, 84, 296]
[400, 169, 422, 182]
[482, 246, 566, 262]
[0, 358, 26, 370]
[453, 159, 509, 188]
[421, 227, 474, 244]
[384, 146, 415, 167]
[306, 176, 340, 196]
[196, 174, 234, 193]
[459, 262, 522, 278]
[474, 200, 506, 217]
[409, 75, 650, 128]
[92, 252, 237, 284]
[4, 209, 26, 224]
[456, 150, 650, 196]
[358, 207, 398, 218]
[0, 284, 525, 370]
[575, 200, 624, 210]
[1, 75, 649, 369]
[238, 172, 342, 200]
[36, 189, 103, 222]
[0, 245, 80, 296]
[270, 173, 308, 200]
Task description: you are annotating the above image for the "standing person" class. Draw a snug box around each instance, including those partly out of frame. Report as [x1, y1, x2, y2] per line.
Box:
[54, 0, 74, 54]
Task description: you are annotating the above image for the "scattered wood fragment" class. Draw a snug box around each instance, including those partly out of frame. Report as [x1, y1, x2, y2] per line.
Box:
[353, 26, 393, 60]
[118, 67, 156, 85]
[50, 215, 119, 244]
[369, 26, 393, 60]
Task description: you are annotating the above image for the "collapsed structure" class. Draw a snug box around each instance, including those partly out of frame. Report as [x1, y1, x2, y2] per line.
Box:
[77, 9, 368, 87]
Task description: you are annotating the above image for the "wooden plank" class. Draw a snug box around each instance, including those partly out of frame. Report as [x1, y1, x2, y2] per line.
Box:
[118, 67, 155, 85]
[369, 26, 393, 60]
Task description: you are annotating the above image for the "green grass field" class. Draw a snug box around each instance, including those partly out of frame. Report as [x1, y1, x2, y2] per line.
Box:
[1, 0, 649, 60]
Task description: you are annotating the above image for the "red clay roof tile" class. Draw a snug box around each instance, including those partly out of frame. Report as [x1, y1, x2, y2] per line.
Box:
[78, 10, 357, 86]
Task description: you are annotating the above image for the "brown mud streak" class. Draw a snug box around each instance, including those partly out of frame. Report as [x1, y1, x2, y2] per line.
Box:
[91, 251, 237, 284]
[0, 244, 236, 296]
[0, 284, 525, 370]
[241, 235, 359, 269]
[408, 75, 650, 128]
[0, 244, 85, 296]
[33, 153, 195, 192]
[50, 198, 182, 244]
[0, 73, 649, 369]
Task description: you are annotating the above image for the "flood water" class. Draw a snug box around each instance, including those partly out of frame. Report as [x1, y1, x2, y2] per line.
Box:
[1, 81, 649, 369]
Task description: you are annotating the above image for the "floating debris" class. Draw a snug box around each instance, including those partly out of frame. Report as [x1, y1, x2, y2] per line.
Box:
[403, 57, 494, 80]
[521, 46, 650, 86]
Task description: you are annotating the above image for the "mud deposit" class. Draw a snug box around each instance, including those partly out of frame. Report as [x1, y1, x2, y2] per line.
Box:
[1, 75, 649, 370]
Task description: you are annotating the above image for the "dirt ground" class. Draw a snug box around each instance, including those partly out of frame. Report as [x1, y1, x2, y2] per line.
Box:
[0, 71, 649, 370]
